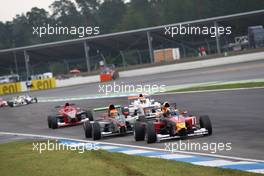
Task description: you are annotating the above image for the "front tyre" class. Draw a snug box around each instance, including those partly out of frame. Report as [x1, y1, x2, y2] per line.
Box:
[83, 121, 92, 138]
[85, 110, 94, 121]
[199, 115, 212, 135]
[134, 122, 145, 141]
[92, 122, 101, 140]
[146, 122, 157, 143]
[50, 116, 58, 129]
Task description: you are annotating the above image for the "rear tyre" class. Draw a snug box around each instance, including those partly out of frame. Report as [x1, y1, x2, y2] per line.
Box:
[146, 122, 157, 144]
[92, 122, 101, 140]
[50, 116, 58, 129]
[199, 115, 212, 135]
[34, 97, 38, 103]
[8, 101, 14, 107]
[134, 122, 145, 141]
[83, 121, 92, 138]
[112, 71, 119, 80]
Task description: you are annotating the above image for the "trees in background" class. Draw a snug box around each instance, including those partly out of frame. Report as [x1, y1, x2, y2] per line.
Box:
[1, 0, 264, 49]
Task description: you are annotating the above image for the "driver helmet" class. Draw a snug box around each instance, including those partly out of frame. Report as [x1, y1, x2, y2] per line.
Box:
[162, 102, 170, 113]
[108, 104, 117, 117]
[64, 103, 70, 108]
[138, 94, 146, 104]
[109, 109, 118, 117]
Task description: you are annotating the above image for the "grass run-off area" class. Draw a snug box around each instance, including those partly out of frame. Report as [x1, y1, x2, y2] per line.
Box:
[167, 82, 264, 93]
[0, 141, 262, 176]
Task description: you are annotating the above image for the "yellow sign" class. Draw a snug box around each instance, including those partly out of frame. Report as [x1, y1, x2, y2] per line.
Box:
[30, 78, 56, 91]
[0, 82, 21, 95]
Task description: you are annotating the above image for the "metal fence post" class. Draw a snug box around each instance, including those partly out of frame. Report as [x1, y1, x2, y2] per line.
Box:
[147, 31, 154, 64]
[214, 21, 221, 54]
[84, 41, 91, 72]
[24, 50, 30, 81]
[120, 50, 126, 68]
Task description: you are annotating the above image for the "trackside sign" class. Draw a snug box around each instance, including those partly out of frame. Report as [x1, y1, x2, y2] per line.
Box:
[30, 78, 56, 91]
[0, 82, 22, 95]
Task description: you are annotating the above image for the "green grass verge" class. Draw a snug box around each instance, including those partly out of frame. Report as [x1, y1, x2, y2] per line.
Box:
[167, 82, 264, 93]
[0, 141, 262, 176]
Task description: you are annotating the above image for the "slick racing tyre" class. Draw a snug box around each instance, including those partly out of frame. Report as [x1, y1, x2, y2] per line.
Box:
[47, 116, 52, 128]
[85, 110, 94, 121]
[50, 116, 58, 129]
[92, 122, 101, 140]
[112, 71, 119, 80]
[8, 102, 15, 107]
[34, 97, 38, 103]
[134, 122, 145, 141]
[199, 115, 212, 135]
[83, 121, 92, 138]
[146, 122, 157, 144]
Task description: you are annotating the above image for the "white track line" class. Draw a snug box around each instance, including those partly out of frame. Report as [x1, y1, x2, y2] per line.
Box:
[152, 153, 193, 159]
[194, 160, 253, 167]
[1, 131, 264, 163]
[38, 87, 264, 103]
[249, 169, 264, 174]
[120, 149, 153, 155]
[158, 86, 264, 95]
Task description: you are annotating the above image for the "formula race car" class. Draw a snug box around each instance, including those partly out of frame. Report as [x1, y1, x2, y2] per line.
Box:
[0, 98, 8, 107]
[47, 103, 93, 129]
[134, 104, 212, 143]
[99, 64, 119, 82]
[7, 95, 38, 107]
[126, 94, 161, 118]
[83, 104, 136, 140]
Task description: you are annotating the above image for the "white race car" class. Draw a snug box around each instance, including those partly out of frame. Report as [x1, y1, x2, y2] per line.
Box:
[126, 94, 161, 119]
[7, 95, 38, 107]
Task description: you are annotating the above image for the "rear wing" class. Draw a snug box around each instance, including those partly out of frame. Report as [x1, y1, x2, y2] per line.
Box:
[93, 105, 122, 112]
[128, 93, 150, 100]
[128, 96, 139, 100]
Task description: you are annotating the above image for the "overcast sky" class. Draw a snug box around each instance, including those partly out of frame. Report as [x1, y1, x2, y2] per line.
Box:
[0, 0, 55, 22]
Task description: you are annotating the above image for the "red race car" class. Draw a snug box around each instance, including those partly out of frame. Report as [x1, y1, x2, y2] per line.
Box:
[99, 64, 119, 82]
[47, 103, 93, 129]
[134, 105, 212, 143]
[0, 98, 8, 107]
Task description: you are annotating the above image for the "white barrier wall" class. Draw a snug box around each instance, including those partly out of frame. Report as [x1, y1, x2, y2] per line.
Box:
[56, 75, 99, 87]
[119, 51, 264, 77]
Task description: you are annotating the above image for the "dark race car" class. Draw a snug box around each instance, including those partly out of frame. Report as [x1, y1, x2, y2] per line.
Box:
[134, 106, 212, 143]
[83, 105, 136, 140]
[47, 103, 93, 129]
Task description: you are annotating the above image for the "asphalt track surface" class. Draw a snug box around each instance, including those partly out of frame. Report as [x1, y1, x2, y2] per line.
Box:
[1, 60, 264, 160]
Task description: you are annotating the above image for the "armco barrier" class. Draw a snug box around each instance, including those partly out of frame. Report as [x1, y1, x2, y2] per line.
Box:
[0, 82, 22, 95]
